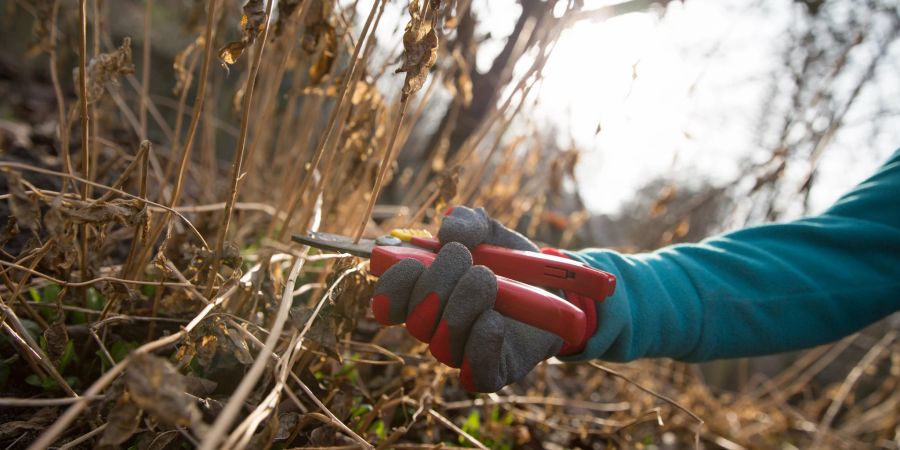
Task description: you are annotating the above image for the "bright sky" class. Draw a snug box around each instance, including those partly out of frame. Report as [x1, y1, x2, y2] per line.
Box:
[364, 0, 900, 216]
[488, 0, 899, 215]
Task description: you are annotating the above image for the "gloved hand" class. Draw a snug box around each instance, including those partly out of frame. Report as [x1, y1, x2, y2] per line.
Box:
[370, 206, 564, 392]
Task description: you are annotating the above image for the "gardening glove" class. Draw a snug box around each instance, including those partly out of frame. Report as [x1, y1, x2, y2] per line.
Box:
[371, 206, 565, 393]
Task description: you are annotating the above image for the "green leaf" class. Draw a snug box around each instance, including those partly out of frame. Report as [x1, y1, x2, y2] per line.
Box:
[65, 375, 80, 389]
[21, 319, 43, 342]
[140, 284, 156, 299]
[28, 288, 41, 302]
[460, 410, 481, 444]
[43, 284, 60, 303]
[100, 340, 139, 370]
[25, 374, 43, 387]
[57, 340, 76, 372]
[86, 288, 106, 310]
[351, 403, 372, 419]
[369, 419, 386, 440]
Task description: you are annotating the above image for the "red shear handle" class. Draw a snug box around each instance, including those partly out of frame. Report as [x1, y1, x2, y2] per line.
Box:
[409, 237, 616, 299]
[370, 246, 587, 345]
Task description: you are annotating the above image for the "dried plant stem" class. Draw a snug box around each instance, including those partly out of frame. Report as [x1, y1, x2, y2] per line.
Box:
[274, 0, 383, 241]
[811, 331, 896, 449]
[0, 261, 192, 289]
[590, 362, 703, 449]
[76, 0, 90, 201]
[0, 241, 54, 330]
[0, 162, 208, 247]
[295, 7, 387, 238]
[0, 301, 78, 397]
[58, 424, 108, 450]
[242, 3, 308, 194]
[131, 0, 219, 273]
[0, 396, 105, 407]
[428, 409, 489, 450]
[76, 0, 91, 306]
[163, 0, 218, 212]
[47, 0, 75, 194]
[167, 41, 200, 172]
[352, 99, 410, 242]
[198, 253, 306, 450]
[206, 0, 277, 297]
[28, 284, 239, 450]
[122, 143, 150, 279]
[140, 0, 152, 140]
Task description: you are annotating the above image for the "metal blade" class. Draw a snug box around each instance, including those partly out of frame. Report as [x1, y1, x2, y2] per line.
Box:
[291, 232, 375, 258]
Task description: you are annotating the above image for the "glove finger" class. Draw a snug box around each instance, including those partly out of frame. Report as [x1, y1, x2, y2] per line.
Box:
[405, 242, 472, 342]
[438, 206, 490, 249]
[486, 216, 540, 252]
[461, 312, 564, 393]
[460, 310, 506, 392]
[440, 205, 539, 252]
[428, 265, 497, 368]
[371, 258, 425, 326]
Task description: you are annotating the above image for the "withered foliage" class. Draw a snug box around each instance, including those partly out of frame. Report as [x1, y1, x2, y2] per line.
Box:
[125, 354, 202, 427]
[302, 0, 338, 83]
[396, 0, 442, 101]
[1, 1, 897, 449]
[219, 0, 268, 65]
[98, 391, 143, 447]
[27, 0, 54, 56]
[74, 37, 135, 103]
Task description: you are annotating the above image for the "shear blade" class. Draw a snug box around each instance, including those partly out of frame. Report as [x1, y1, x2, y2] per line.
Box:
[291, 232, 375, 258]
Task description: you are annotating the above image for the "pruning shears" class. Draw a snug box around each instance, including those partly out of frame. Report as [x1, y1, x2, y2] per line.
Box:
[292, 229, 616, 345]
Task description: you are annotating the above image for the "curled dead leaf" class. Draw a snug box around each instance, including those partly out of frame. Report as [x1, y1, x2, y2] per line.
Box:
[218, 0, 268, 66]
[124, 353, 201, 427]
[396, 0, 443, 101]
[0, 407, 57, 440]
[5, 171, 41, 231]
[74, 37, 135, 103]
[42, 320, 68, 365]
[98, 392, 143, 447]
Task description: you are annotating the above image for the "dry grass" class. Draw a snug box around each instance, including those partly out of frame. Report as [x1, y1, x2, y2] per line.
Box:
[0, 1, 898, 449]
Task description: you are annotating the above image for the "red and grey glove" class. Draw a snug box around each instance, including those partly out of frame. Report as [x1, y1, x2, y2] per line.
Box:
[371, 206, 582, 392]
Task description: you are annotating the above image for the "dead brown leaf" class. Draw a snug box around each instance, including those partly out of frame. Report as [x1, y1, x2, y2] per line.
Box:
[124, 353, 201, 427]
[74, 37, 135, 103]
[42, 320, 68, 365]
[290, 304, 339, 360]
[6, 171, 41, 230]
[395, 1, 442, 101]
[218, 0, 268, 66]
[43, 197, 78, 273]
[0, 407, 57, 440]
[98, 392, 143, 447]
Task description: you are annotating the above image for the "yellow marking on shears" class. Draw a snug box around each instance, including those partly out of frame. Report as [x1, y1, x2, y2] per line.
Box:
[390, 228, 432, 241]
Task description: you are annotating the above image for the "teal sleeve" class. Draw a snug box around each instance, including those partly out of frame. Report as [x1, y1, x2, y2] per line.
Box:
[563, 149, 900, 362]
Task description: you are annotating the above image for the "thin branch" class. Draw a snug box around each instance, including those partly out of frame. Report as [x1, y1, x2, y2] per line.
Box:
[590, 362, 704, 449]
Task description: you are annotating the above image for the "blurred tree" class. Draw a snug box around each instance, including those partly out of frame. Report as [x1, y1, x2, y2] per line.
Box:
[741, 0, 899, 224]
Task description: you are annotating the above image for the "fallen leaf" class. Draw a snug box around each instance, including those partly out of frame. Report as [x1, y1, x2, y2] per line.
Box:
[42, 320, 68, 365]
[0, 407, 57, 440]
[6, 171, 40, 230]
[124, 353, 200, 427]
[98, 392, 143, 447]
[290, 304, 339, 361]
[74, 37, 135, 103]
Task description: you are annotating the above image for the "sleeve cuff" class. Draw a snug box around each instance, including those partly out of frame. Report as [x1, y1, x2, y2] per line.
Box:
[540, 248, 600, 356]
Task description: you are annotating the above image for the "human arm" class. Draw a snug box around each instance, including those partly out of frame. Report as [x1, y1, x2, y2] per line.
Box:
[563, 149, 900, 363]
